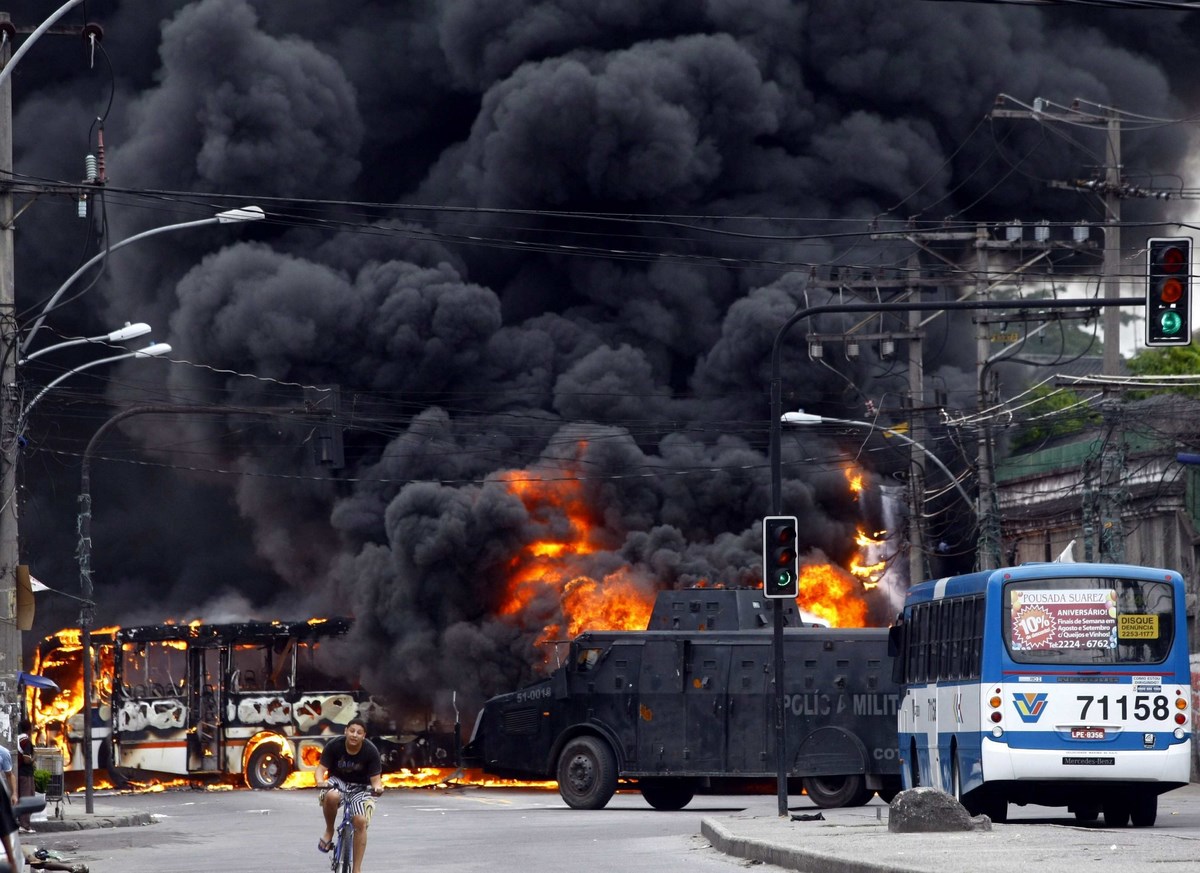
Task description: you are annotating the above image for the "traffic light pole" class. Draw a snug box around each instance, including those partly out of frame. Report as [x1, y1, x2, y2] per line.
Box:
[766, 294, 1143, 817]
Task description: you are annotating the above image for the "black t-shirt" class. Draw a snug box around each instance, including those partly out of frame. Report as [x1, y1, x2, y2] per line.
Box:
[319, 736, 382, 787]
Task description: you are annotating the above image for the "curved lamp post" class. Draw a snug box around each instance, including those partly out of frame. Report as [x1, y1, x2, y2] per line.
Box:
[20, 322, 150, 364]
[780, 410, 976, 515]
[76, 404, 283, 813]
[21, 205, 264, 354]
[20, 342, 171, 425]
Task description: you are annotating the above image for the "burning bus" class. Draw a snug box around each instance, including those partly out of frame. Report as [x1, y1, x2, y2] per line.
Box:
[30, 617, 412, 789]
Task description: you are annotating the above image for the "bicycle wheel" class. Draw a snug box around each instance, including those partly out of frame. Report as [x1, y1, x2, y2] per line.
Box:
[338, 822, 354, 873]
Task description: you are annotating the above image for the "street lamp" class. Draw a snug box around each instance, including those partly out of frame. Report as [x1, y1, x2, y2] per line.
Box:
[20, 342, 171, 424]
[21, 205, 264, 354]
[20, 322, 150, 363]
[780, 410, 976, 515]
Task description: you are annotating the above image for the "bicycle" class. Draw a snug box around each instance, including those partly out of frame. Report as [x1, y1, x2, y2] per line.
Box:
[320, 781, 379, 873]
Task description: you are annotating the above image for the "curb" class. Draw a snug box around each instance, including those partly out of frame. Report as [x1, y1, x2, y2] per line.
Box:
[33, 811, 154, 832]
[700, 817, 891, 873]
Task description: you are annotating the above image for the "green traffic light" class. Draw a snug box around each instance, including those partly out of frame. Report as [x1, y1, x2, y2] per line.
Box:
[1161, 311, 1183, 335]
[774, 569, 793, 587]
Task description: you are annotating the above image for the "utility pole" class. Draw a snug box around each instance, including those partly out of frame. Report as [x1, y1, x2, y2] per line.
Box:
[990, 97, 1126, 375]
[1102, 110, 1122, 375]
[0, 13, 20, 736]
[904, 251, 928, 585]
[973, 226, 1002, 571]
[0, 6, 94, 744]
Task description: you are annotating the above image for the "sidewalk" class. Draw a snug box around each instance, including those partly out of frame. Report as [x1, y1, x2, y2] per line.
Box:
[29, 799, 152, 832]
[701, 784, 1200, 873]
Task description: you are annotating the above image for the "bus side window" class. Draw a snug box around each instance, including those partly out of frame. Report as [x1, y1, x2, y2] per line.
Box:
[967, 596, 983, 678]
[914, 604, 929, 683]
[948, 599, 963, 680]
[937, 600, 952, 680]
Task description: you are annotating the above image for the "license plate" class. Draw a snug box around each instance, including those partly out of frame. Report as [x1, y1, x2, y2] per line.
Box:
[1070, 727, 1105, 740]
[1063, 756, 1114, 765]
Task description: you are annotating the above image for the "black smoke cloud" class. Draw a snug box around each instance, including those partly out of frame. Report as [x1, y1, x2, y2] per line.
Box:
[10, 0, 1197, 715]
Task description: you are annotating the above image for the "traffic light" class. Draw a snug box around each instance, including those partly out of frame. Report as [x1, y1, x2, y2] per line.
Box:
[1146, 237, 1192, 347]
[762, 516, 799, 599]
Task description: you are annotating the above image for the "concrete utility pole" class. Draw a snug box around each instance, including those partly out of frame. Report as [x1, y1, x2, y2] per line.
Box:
[0, 3, 93, 743]
[1102, 110, 1122, 376]
[990, 97, 1126, 375]
[0, 16, 19, 732]
[904, 251, 927, 585]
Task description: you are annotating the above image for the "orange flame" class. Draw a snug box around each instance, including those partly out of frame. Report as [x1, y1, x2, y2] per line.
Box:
[850, 528, 887, 591]
[797, 563, 869, 627]
[498, 459, 653, 645]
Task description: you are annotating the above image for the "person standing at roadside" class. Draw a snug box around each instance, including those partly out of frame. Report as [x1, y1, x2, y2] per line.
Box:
[316, 718, 383, 873]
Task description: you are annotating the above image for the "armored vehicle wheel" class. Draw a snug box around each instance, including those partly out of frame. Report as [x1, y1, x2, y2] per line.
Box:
[802, 774, 868, 808]
[639, 779, 694, 811]
[556, 736, 617, 810]
[246, 742, 291, 790]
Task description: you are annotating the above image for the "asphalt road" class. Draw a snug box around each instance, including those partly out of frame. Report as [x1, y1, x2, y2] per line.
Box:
[27, 783, 1200, 873]
[27, 785, 779, 873]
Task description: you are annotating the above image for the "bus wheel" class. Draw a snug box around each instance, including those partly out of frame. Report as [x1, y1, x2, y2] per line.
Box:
[639, 779, 694, 811]
[1130, 794, 1157, 828]
[803, 774, 867, 809]
[556, 736, 617, 810]
[1072, 804, 1100, 823]
[245, 743, 291, 790]
[978, 796, 1007, 824]
[1102, 800, 1130, 828]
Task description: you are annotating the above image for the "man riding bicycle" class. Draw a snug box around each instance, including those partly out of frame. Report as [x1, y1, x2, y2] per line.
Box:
[317, 718, 383, 873]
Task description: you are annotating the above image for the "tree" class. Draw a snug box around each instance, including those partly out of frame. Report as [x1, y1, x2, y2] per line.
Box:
[1126, 339, 1200, 400]
[1008, 383, 1102, 452]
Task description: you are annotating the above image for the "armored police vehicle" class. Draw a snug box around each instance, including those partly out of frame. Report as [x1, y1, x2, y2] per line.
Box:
[463, 589, 902, 810]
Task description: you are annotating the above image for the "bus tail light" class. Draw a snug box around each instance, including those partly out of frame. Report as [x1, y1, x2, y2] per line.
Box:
[1175, 713, 1187, 726]
[1174, 696, 1187, 711]
[990, 711, 1002, 723]
[988, 695, 1002, 709]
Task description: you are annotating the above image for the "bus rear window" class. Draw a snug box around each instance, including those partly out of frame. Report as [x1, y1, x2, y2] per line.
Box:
[1003, 576, 1175, 665]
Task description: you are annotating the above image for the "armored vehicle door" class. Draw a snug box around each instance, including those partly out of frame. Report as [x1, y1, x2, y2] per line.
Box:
[635, 639, 685, 772]
[683, 641, 731, 772]
[726, 643, 770, 775]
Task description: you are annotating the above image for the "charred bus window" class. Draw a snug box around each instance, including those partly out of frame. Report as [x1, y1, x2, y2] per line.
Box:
[294, 639, 356, 691]
[119, 640, 186, 698]
[230, 644, 274, 692]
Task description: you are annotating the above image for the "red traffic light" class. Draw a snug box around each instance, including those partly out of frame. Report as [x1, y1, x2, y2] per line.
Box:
[771, 524, 796, 546]
[1158, 245, 1187, 273]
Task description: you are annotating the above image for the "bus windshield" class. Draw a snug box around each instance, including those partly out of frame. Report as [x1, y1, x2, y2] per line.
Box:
[1003, 575, 1175, 665]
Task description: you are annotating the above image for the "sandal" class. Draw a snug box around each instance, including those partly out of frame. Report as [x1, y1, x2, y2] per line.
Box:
[317, 838, 333, 854]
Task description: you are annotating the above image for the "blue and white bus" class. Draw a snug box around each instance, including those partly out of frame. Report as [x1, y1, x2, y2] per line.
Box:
[892, 561, 1191, 826]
